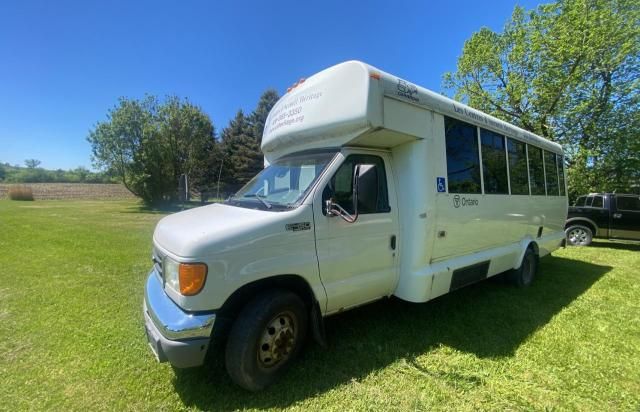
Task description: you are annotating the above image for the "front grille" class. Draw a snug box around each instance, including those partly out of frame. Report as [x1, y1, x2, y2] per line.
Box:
[152, 246, 164, 278]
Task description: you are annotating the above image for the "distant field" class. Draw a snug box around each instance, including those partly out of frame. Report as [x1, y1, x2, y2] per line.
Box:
[0, 183, 135, 200]
[0, 199, 638, 411]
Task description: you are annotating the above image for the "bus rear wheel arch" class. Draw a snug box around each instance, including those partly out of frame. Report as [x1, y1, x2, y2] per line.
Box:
[508, 246, 539, 287]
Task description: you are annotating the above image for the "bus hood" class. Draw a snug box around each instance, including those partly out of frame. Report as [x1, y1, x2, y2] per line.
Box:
[152, 203, 309, 258]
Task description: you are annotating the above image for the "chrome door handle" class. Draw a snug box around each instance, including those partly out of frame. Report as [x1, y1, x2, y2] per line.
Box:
[613, 213, 622, 219]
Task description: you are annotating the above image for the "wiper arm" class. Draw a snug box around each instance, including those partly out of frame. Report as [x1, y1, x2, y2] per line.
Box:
[254, 193, 272, 209]
[244, 193, 272, 209]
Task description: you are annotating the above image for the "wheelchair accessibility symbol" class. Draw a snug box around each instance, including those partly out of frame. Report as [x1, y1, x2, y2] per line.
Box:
[437, 177, 446, 193]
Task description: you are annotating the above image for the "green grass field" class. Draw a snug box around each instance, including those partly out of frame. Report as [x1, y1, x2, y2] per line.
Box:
[1, 200, 638, 411]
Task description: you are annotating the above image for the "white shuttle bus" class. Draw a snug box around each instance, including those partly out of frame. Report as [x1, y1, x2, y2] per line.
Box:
[143, 61, 568, 391]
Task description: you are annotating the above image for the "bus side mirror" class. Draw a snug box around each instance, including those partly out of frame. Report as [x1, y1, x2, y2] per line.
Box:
[324, 163, 377, 223]
[353, 164, 378, 216]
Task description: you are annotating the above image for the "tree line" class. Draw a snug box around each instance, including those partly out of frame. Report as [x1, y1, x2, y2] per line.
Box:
[87, 90, 279, 204]
[0, 162, 114, 184]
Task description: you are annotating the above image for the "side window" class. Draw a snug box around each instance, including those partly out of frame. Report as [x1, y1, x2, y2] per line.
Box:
[616, 196, 640, 211]
[445, 116, 481, 193]
[585, 196, 594, 207]
[557, 155, 566, 196]
[544, 151, 559, 196]
[592, 196, 604, 208]
[528, 145, 546, 195]
[507, 138, 529, 195]
[480, 128, 508, 194]
[323, 154, 390, 215]
[575, 196, 586, 206]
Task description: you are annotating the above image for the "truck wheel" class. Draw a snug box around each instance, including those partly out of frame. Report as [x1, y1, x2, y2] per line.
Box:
[565, 225, 593, 246]
[507, 247, 538, 287]
[225, 289, 308, 391]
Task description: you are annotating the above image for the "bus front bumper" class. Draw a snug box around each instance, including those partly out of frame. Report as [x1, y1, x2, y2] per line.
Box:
[143, 270, 216, 368]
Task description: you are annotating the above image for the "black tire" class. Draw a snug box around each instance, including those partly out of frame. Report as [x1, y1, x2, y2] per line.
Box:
[565, 224, 593, 246]
[507, 247, 538, 287]
[225, 289, 308, 391]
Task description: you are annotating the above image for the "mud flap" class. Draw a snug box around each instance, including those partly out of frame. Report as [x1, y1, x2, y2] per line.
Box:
[311, 301, 327, 348]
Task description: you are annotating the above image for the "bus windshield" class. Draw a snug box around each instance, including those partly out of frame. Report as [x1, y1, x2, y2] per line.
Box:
[227, 150, 337, 210]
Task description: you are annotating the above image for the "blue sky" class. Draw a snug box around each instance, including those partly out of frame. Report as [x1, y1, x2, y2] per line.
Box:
[0, 0, 540, 170]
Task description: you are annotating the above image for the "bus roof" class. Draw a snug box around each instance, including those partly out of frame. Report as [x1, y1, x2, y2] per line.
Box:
[261, 61, 562, 161]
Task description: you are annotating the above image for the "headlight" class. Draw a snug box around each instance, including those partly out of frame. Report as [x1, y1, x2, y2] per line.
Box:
[163, 257, 180, 292]
[163, 257, 208, 296]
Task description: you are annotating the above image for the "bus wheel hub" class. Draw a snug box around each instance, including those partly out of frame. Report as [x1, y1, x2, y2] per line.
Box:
[258, 313, 295, 367]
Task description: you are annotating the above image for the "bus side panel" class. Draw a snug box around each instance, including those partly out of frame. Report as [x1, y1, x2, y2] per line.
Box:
[428, 241, 524, 300]
[430, 112, 532, 263]
[390, 112, 437, 303]
[431, 193, 532, 262]
[392, 112, 567, 303]
[534, 197, 568, 256]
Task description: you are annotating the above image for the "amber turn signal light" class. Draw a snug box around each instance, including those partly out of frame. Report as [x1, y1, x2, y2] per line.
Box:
[179, 263, 207, 296]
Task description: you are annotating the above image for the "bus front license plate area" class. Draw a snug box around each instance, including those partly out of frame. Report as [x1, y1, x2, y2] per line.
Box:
[145, 324, 165, 363]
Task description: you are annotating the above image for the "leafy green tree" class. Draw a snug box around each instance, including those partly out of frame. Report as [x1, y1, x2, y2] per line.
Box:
[72, 167, 90, 182]
[444, 0, 639, 198]
[24, 159, 41, 169]
[88, 95, 217, 204]
[150, 96, 217, 201]
[88, 89, 280, 202]
[0, 164, 5, 181]
[88, 96, 154, 198]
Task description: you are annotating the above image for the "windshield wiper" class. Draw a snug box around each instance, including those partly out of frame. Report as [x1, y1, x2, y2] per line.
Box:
[243, 193, 272, 209]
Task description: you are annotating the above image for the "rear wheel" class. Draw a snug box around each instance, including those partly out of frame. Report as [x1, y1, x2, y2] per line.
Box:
[565, 225, 593, 246]
[225, 289, 307, 391]
[507, 247, 538, 287]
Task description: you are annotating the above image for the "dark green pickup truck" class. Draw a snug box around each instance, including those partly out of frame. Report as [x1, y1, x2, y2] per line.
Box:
[565, 193, 640, 246]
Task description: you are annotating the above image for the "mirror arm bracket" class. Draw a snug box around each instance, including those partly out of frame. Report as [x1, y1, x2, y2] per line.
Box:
[325, 199, 358, 223]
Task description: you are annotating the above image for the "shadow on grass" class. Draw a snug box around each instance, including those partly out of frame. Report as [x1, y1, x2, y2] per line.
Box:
[586, 239, 640, 252]
[172, 255, 610, 410]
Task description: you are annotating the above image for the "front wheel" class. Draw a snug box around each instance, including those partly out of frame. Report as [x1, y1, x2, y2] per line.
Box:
[565, 225, 593, 246]
[225, 289, 308, 391]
